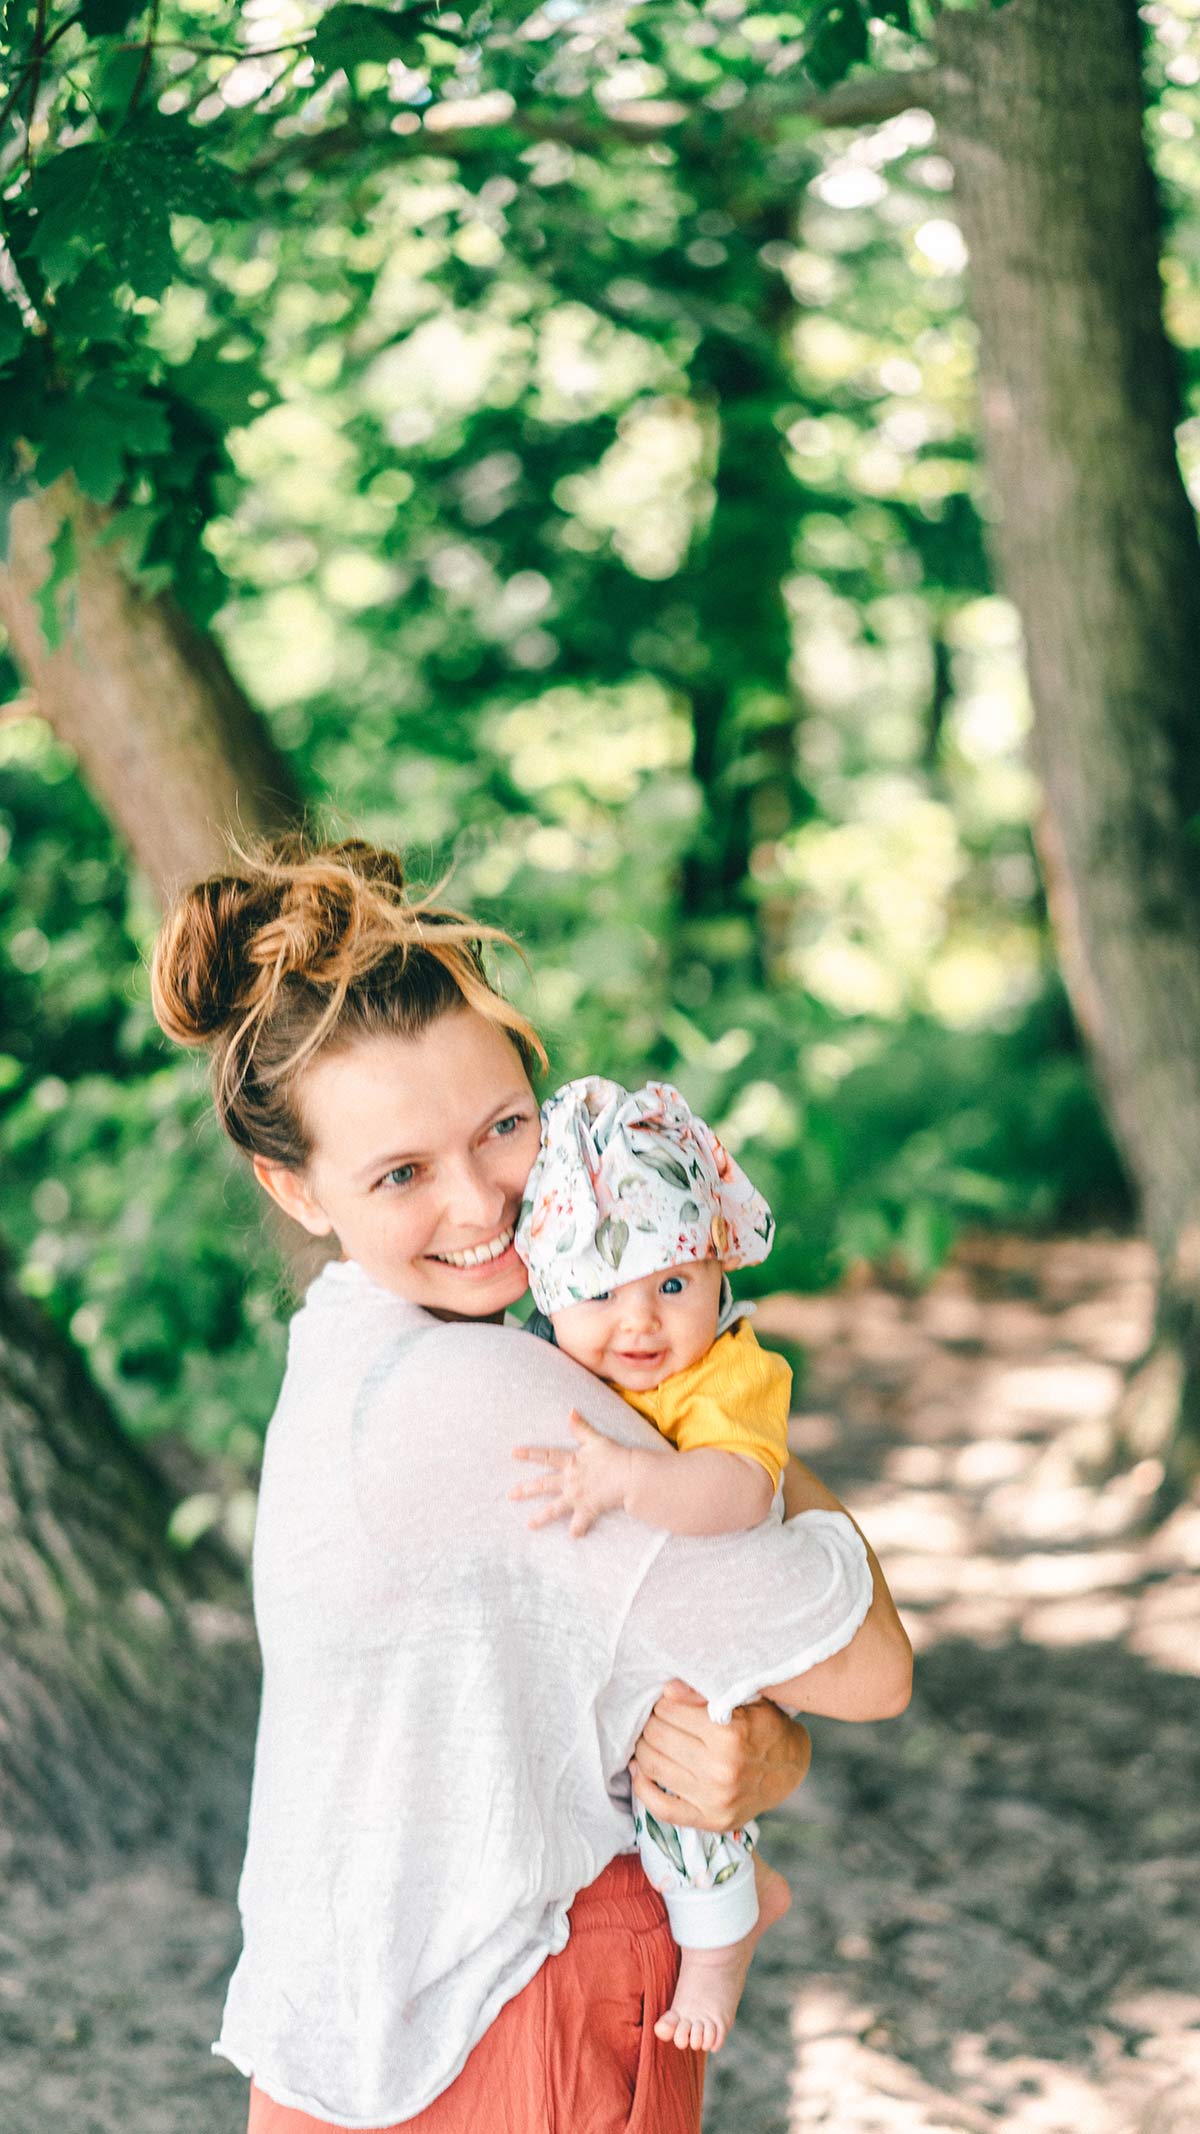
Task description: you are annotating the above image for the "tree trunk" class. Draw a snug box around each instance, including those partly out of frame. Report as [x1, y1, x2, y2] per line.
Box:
[0, 485, 309, 1876]
[0, 478, 303, 894]
[0, 1245, 257, 1891]
[930, 0, 1200, 1482]
[673, 184, 810, 989]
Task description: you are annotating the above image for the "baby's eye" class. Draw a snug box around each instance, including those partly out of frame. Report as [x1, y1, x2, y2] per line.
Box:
[593, 1290, 612, 1303]
[660, 1275, 685, 1295]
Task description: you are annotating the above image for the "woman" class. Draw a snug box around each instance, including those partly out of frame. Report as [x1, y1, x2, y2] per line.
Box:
[152, 837, 911, 2134]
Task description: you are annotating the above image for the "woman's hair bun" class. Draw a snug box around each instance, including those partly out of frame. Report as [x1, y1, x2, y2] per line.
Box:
[151, 831, 546, 1164]
[150, 871, 276, 1047]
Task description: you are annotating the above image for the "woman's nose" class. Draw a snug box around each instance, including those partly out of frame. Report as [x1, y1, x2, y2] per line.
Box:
[445, 1158, 506, 1234]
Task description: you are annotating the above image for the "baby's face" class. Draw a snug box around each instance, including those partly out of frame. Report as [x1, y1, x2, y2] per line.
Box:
[550, 1257, 724, 1391]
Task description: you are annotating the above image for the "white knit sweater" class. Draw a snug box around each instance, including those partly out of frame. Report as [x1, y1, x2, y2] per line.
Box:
[212, 1258, 871, 2127]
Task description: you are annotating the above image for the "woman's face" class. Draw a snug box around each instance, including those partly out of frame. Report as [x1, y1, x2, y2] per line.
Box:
[255, 1007, 542, 1318]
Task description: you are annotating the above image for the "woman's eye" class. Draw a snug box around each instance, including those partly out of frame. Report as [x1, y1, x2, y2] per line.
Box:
[493, 1113, 529, 1137]
[380, 1164, 417, 1191]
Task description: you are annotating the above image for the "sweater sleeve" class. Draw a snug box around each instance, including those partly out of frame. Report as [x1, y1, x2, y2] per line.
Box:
[614, 1508, 873, 1726]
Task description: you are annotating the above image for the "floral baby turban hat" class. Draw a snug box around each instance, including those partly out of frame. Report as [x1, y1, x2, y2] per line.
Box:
[514, 1075, 775, 1314]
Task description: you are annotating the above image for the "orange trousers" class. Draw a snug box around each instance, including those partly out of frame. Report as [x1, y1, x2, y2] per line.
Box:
[246, 1854, 706, 2134]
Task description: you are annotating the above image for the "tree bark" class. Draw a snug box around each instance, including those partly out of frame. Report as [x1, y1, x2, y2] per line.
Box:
[0, 1245, 257, 1891]
[0, 478, 304, 895]
[0, 486, 309, 1875]
[670, 180, 810, 988]
[927, 0, 1200, 1480]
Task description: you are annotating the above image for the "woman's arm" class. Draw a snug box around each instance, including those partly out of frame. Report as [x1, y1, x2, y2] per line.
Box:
[762, 1458, 912, 1721]
[627, 1456, 912, 1830]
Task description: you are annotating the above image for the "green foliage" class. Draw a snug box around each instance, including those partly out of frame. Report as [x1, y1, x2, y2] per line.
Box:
[309, 3, 435, 77]
[6, 0, 1184, 1513]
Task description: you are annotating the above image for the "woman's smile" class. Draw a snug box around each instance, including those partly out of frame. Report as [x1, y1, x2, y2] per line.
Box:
[427, 1222, 519, 1272]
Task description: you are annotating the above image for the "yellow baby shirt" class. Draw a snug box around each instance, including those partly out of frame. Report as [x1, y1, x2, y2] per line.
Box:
[615, 1317, 791, 1490]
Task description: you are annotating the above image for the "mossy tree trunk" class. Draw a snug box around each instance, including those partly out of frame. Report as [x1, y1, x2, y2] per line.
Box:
[0, 478, 303, 892]
[0, 483, 306, 1874]
[923, 0, 1200, 1484]
[0, 1247, 257, 1890]
[674, 183, 810, 992]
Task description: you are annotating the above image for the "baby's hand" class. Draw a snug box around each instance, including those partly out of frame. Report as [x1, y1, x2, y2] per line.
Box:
[509, 1410, 633, 1538]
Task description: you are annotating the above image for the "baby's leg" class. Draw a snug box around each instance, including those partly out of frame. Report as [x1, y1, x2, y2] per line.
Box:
[633, 1806, 791, 2053]
[655, 1851, 791, 2054]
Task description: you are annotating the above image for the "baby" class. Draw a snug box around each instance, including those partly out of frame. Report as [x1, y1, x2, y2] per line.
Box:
[509, 1075, 795, 2054]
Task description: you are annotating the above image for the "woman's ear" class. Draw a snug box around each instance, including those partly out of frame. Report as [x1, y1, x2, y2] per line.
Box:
[252, 1155, 335, 1238]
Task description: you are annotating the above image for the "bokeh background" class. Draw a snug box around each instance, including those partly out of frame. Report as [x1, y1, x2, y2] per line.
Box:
[2, 0, 1199, 2128]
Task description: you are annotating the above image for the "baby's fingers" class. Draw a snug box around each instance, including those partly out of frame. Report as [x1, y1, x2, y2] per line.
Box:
[507, 1472, 565, 1502]
[567, 1408, 601, 1440]
[527, 1499, 570, 1530]
[512, 1444, 569, 1466]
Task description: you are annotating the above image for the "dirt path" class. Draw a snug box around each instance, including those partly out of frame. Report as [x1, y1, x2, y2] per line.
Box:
[4, 1235, 1198, 2133]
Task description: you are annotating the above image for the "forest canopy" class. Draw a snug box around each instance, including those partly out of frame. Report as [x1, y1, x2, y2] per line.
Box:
[6, 0, 1200, 1547]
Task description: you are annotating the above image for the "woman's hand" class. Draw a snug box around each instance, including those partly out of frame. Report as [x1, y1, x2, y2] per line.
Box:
[629, 1680, 812, 1831]
[509, 1410, 633, 1538]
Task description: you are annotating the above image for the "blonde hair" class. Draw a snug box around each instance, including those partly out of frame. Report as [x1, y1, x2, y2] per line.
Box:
[151, 835, 547, 1166]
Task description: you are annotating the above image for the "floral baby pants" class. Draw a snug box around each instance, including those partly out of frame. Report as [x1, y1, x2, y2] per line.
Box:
[632, 1804, 760, 1949]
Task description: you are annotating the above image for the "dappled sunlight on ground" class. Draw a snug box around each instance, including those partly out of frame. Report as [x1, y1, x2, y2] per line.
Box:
[701, 1235, 1200, 2132]
[758, 1235, 1198, 1673]
[3, 1237, 1196, 2131]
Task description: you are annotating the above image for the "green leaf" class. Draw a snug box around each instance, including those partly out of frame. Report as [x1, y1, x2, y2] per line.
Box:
[34, 516, 77, 655]
[309, 2, 427, 77]
[898, 1198, 956, 1283]
[594, 1215, 629, 1270]
[1, 0, 36, 41]
[47, 263, 129, 344]
[165, 349, 277, 430]
[0, 298, 24, 371]
[80, 0, 145, 31]
[805, 0, 870, 89]
[27, 128, 242, 299]
[37, 382, 171, 504]
[643, 1813, 688, 1876]
[635, 1145, 691, 1194]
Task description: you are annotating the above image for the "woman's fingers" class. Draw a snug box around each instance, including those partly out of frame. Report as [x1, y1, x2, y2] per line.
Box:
[659, 1679, 707, 1705]
[628, 1735, 697, 1798]
[634, 1714, 704, 1775]
[643, 1698, 720, 1746]
[628, 1761, 705, 1829]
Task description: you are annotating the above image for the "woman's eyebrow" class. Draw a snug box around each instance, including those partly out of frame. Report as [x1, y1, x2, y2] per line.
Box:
[358, 1091, 533, 1182]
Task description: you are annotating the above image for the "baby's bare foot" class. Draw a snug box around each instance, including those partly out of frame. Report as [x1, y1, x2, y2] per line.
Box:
[653, 1862, 791, 2054]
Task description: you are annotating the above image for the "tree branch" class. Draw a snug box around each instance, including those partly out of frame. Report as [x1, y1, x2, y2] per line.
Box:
[245, 62, 950, 192]
[766, 66, 947, 131]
